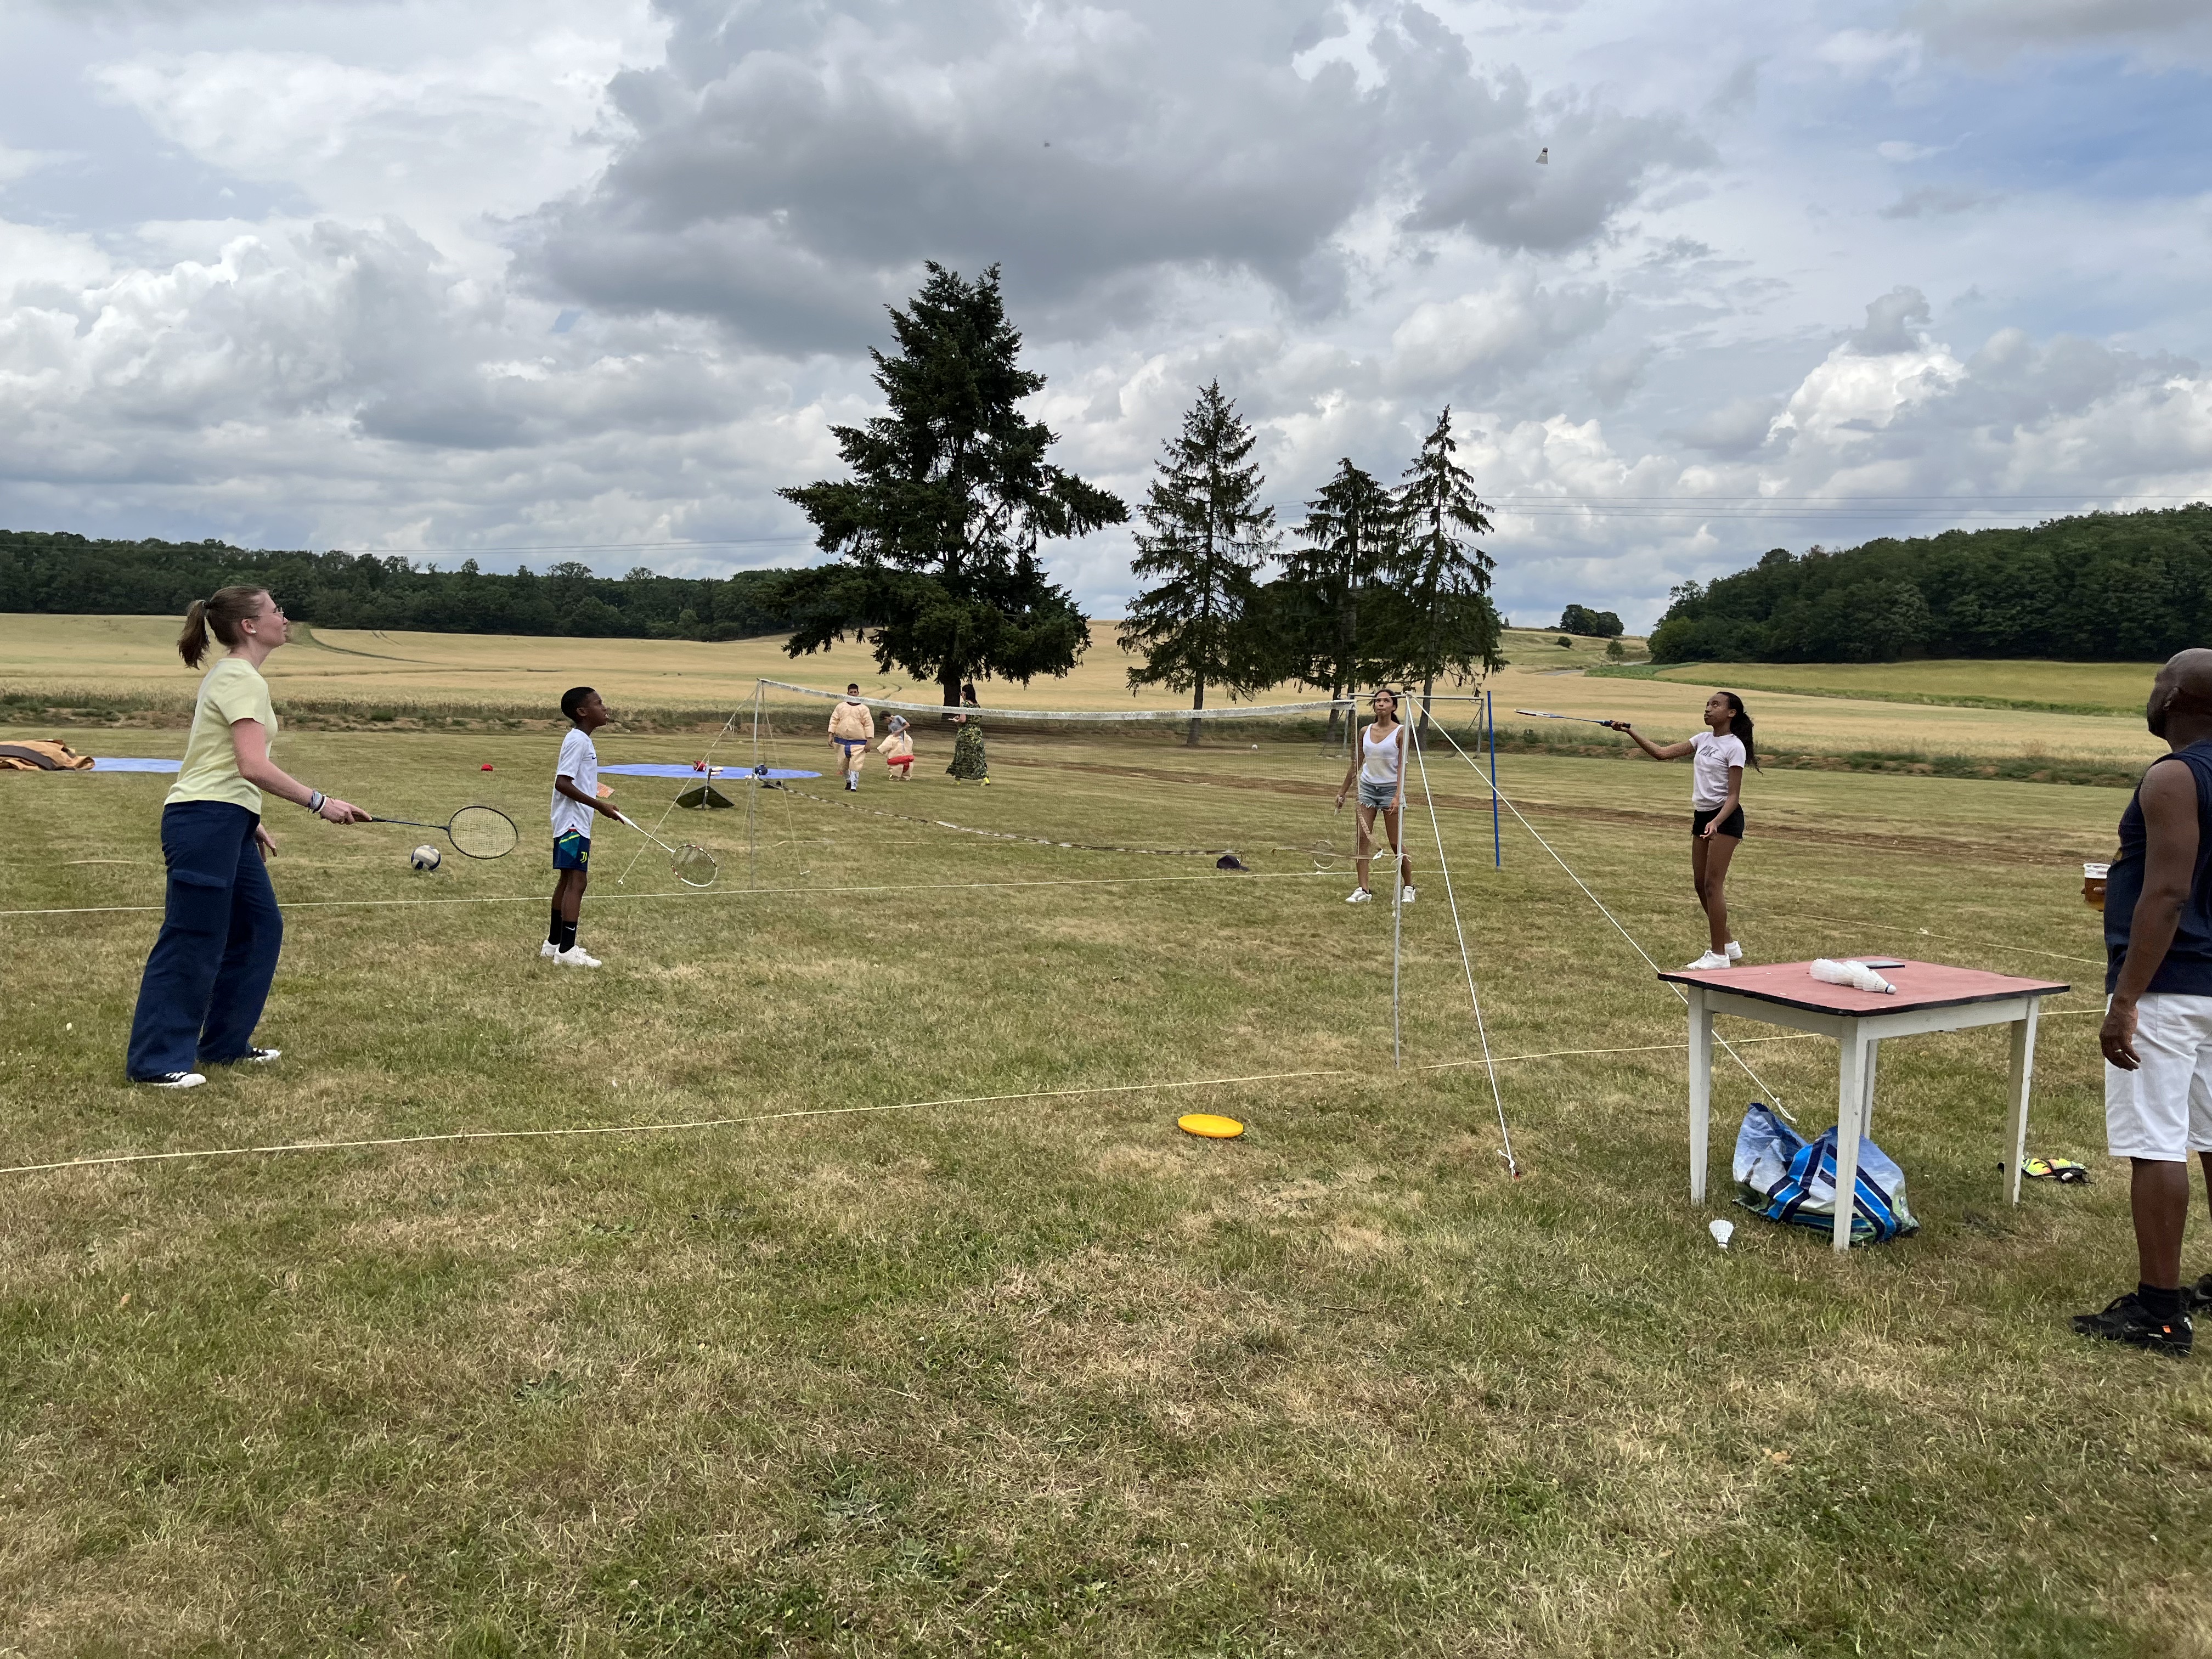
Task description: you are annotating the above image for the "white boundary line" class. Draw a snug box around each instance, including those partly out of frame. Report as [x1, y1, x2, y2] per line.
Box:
[0, 1036, 1832, 1180]
[0, 869, 1336, 921]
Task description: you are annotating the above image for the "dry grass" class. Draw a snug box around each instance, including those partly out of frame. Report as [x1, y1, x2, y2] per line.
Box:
[1646, 658, 2158, 716]
[1, 705, 2207, 1654]
[0, 619, 1632, 719]
[0, 613, 2166, 786]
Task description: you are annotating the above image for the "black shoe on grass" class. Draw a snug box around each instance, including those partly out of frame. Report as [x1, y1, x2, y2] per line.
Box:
[2187, 1275, 2212, 1316]
[2072, 1292, 2192, 1358]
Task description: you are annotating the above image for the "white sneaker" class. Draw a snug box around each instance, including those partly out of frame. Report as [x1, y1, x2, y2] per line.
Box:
[1346, 887, 1373, 904]
[540, 940, 559, 960]
[239, 1047, 281, 1063]
[1725, 940, 1743, 962]
[1400, 885, 1417, 905]
[1685, 950, 1730, 970]
[555, 945, 601, 968]
[140, 1071, 206, 1089]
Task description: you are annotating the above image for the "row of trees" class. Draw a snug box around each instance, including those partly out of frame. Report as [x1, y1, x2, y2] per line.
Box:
[777, 264, 1503, 742]
[0, 531, 791, 640]
[5, 266, 1515, 724]
[1121, 385, 1500, 742]
[1651, 507, 2212, 663]
[1556, 603, 1623, 637]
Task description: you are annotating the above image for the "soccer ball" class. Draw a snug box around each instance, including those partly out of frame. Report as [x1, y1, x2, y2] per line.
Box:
[410, 844, 442, 871]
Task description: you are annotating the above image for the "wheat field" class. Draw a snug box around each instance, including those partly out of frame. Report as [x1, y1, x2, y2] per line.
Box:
[0, 614, 2168, 771]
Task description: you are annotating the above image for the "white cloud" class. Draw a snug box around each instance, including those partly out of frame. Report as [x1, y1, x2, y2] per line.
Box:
[93, 35, 633, 276]
[1816, 29, 1922, 80]
[0, 0, 2206, 633]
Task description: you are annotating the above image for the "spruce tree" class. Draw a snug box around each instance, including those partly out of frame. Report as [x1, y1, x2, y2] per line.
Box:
[1384, 408, 1500, 733]
[778, 264, 1126, 707]
[1121, 381, 1279, 746]
[1282, 458, 1398, 745]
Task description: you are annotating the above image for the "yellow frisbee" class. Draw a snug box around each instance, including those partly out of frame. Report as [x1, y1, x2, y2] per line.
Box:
[1177, 1113, 1245, 1139]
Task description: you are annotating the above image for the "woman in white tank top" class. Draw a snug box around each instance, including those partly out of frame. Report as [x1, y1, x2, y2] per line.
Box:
[1333, 687, 1415, 906]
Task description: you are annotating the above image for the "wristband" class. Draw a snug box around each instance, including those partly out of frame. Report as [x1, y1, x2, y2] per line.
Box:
[306, 790, 326, 813]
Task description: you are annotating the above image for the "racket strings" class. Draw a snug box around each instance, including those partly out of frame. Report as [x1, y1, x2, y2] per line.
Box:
[447, 805, 518, 859]
[670, 843, 719, 887]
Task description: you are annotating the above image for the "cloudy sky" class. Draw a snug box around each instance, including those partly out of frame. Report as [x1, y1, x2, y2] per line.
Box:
[2, 0, 2208, 628]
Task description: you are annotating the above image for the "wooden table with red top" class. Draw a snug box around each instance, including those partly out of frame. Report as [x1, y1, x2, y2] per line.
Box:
[1656, 959, 2072, 1252]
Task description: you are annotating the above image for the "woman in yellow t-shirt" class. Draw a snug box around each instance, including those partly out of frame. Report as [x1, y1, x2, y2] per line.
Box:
[125, 586, 371, 1088]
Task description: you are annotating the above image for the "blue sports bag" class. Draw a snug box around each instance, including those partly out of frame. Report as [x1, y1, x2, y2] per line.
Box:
[1733, 1103, 1920, 1245]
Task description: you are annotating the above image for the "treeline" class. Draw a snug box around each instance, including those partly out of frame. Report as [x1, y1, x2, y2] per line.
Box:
[0, 531, 795, 640]
[1651, 506, 2212, 663]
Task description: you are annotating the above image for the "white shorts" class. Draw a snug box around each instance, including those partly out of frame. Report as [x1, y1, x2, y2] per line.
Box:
[2105, 992, 2212, 1161]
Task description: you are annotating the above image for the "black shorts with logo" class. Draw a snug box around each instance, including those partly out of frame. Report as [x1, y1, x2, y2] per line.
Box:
[1692, 805, 1745, 840]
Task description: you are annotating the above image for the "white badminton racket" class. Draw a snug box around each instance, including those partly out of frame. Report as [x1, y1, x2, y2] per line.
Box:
[1514, 709, 1623, 729]
[611, 810, 719, 887]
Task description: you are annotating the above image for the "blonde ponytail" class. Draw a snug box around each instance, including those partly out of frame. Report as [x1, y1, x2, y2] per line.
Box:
[178, 586, 269, 669]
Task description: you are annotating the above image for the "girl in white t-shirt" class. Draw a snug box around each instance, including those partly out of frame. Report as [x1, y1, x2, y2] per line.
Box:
[1607, 691, 1758, 970]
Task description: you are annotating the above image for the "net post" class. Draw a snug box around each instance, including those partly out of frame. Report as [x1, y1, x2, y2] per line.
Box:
[1391, 695, 1409, 1069]
[748, 680, 761, 890]
[1487, 691, 1500, 868]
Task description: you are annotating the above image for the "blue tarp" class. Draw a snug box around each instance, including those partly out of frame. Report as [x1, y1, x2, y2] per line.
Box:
[88, 758, 182, 772]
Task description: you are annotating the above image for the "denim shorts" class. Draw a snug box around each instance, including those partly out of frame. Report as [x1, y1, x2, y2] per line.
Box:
[1358, 778, 1399, 810]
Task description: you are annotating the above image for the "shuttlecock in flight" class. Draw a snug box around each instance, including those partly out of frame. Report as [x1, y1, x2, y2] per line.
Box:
[1535, 146, 1549, 165]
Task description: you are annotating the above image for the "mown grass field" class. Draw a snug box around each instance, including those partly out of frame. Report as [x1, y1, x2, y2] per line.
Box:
[2, 699, 2208, 1655]
[1644, 659, 2159, 718]
[0, 615, 2168, 773]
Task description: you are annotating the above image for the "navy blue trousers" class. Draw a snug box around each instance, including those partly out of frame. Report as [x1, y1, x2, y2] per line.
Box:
[126, 801, 285, 1079]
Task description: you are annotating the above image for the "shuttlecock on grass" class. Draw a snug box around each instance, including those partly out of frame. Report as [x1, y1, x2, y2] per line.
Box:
[1709, 1218, 1734, 1250]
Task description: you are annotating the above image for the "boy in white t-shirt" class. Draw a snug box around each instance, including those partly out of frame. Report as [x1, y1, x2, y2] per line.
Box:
[544, 686, 619, 967]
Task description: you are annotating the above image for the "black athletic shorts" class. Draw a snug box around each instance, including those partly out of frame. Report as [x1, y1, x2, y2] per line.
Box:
[1692, 805, 1745, 840]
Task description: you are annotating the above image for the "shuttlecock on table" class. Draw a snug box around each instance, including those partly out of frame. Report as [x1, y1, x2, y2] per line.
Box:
[1810, 957, 1894, 995]
[1709, 1218, 1734, 1250]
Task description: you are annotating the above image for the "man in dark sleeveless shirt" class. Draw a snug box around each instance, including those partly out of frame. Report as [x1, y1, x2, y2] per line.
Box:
[2079, 649, 2212, 1357]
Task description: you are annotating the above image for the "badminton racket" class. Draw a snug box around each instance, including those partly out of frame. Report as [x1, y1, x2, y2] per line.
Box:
[1514, 709, 1625, 729]
[611, 809, 719, 887]
[365, 804, 518, 859]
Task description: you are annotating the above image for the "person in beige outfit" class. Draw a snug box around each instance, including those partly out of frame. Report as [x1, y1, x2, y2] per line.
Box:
[877, 714, 916, 781]
[828, 684, 875, 792]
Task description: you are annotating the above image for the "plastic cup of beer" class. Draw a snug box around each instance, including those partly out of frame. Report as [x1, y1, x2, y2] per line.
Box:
[2083, 861, 2109, 911]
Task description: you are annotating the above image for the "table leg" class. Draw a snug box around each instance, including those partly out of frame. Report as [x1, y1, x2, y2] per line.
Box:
[1689, 985, 1713, 1204]
[2005, 1006, 2039, 1205]
[1861, 1039, 1880, 1132]
[1832, 1028, 1868, 1253]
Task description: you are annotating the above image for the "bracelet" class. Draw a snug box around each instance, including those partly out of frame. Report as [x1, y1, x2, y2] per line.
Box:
[305, 790, 325, 812]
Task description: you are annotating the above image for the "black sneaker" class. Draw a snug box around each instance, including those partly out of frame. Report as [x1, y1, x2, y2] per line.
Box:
[137, 1071, 206, 1089]
[2072, 1292, 2193, 1358]
[204, 1047, 281, 1066]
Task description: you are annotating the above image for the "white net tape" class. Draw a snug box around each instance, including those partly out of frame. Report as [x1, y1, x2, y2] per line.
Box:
[757, 678, 1352, 723]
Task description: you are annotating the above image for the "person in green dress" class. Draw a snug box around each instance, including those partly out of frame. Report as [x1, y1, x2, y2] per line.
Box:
[946, 712, 989, 783]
